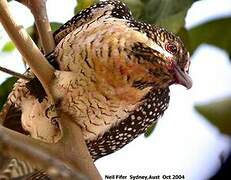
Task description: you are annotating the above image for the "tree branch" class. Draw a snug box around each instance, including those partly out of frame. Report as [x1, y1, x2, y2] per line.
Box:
[0, 66, 31, 80]
[17, 0, 55, 54]
[57, 113, 102, 179]
[0, 112, 102, 179]
[0, 0, 54, 98]
[0, 124, 87, 180]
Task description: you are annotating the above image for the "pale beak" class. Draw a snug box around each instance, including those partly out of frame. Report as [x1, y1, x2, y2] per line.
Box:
[173, 63, 192, 89]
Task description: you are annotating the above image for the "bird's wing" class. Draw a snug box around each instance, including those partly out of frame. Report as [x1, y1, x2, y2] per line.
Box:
[87, 87, 170, 160]
[53, 0, 133, 44]
[11, 170, 51, 180]
[0, 159, 34, 179]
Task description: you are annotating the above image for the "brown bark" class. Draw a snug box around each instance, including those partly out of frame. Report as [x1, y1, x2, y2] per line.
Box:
[0, 0, 54, 98]
[18, 0, 56, 54]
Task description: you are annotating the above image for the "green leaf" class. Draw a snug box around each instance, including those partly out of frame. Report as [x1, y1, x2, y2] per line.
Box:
[188, 17, 231, 56]
[50, 22, 63, 32]
[73, 0, 198, 33]
[75, 0, 143, 18]
[26, 22, 63, 36]
[1, 41, 15, 52]
[75, 0, 99, 14]
[177, 27, 191, 52]
[123, 0, 144, 19]
[195, 98, 231, 135]
[141, 0, 150, 3]
[144, 122, 157, 137]
[26, 22, 63, 46]
[157, 9, 188, 33]
[26, 26, 34, 37]
[0, 77, 17, 111]
[140, 0, 197, 33]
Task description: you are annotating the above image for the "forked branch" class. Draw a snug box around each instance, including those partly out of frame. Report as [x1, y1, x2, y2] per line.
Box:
[0, 65, 31, 80]
[0, 0, 54, 98]
[16, 0, 56, 54]
[0, 112, 102, 179]
[0, 120, 86, 180]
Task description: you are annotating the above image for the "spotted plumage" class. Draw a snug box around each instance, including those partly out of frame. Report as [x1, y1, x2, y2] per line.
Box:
[54, 0, 133, 44]
[0, 0, 192, 178]
[88, 88, 169, 160]
[0, 159, 34, 179]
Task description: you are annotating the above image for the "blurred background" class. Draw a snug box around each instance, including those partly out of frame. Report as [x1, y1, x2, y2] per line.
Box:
[0, 0, 231, 179]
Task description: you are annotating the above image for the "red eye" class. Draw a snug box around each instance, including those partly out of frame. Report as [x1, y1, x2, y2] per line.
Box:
[165, 43, 177, 55]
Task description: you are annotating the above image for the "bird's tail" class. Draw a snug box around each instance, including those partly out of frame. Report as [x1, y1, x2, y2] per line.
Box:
[0, 159, 34, 179]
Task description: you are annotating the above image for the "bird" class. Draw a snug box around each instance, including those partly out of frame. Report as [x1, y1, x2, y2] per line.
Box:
[51, 0, 192, 160]
[0, 0, 192, 178]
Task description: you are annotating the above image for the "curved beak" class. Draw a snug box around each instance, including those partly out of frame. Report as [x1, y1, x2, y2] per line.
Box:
[173, 63, 192, 89]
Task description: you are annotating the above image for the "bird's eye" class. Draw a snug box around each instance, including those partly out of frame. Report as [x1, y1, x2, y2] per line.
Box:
[165, 43, 177, 55]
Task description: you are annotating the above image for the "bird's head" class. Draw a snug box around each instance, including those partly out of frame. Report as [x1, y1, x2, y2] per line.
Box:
[127, 26, 192, 90]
